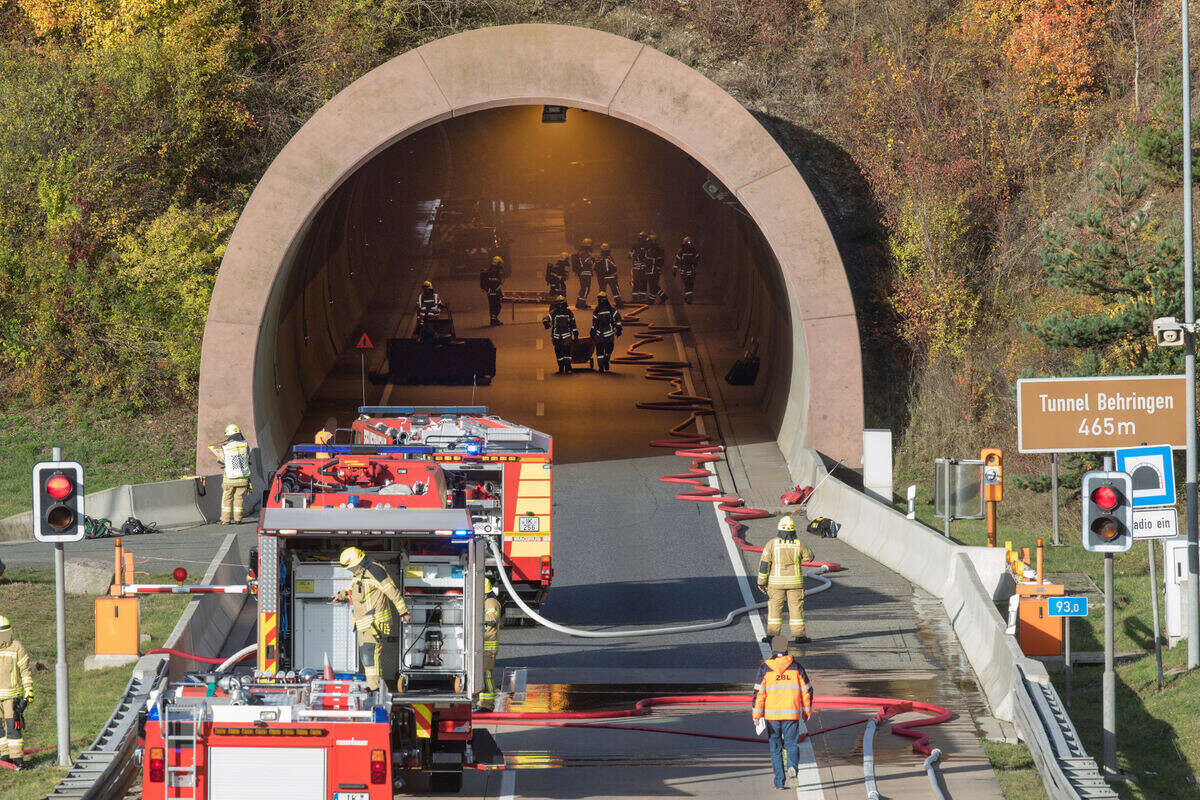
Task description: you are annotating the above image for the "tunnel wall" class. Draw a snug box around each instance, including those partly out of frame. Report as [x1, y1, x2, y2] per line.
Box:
[197, 23, 863, 473]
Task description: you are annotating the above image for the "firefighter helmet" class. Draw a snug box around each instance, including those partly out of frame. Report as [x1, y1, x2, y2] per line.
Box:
[647, 232, 658, 242]
[485, 578, 495, 595]
[0, 616, 11, 647]
[597, 291, 607, 299]
[559, 251, 569, 260]
[555, 295, 565, 301]
[224, 423, 241, 438]
[581, 237, 593, 248]
[777, 516, 797, 533]
[422, 280, 433, 289]
[600, 242, 610, 251]
[638, 230, 646, 238]
[339, 547, 366, 571]
[491, 256, 503, 266]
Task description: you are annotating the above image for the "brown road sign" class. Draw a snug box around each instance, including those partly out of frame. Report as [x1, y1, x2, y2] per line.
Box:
[1017, 375, 1186, 453]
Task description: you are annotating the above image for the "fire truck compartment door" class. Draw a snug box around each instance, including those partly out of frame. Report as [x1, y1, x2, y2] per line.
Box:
[262, 507, 473, 533]
[208, 746, 326, 800]
[294, 561, 357, 673]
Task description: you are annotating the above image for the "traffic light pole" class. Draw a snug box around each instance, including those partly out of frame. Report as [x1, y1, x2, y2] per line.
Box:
[51, 446, 71, 767]
[1100, 454, 1118, 781]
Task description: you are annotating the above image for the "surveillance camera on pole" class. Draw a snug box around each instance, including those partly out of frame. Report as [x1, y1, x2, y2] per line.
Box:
[1081, 471, 1134, 553]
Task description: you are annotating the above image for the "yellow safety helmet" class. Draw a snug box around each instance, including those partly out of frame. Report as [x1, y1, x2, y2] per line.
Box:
[0, 616, 11, 647]
[600, 242, 610, 250]
[777, 516, 797, 533]
[559, 251, 569, 260]
[683, 236, 692, 245]
[339, 547, 366, 570]
[491, 255, 504, 265]
[638, 230, 646, 238]
[224, 423, 241, 437]
[597, 291, 607, 299]
[485, 578, 494, 594]
[581, 237, 593, 247]
[423, 280, 433, 289]
[555, 295, 565, 301]
[646, 232, 657, 242]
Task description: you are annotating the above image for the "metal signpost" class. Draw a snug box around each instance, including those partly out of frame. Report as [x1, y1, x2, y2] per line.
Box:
[356, 333, 374, 407]
[1048, 596, 1088, 708]
[32, 447, 86, 767]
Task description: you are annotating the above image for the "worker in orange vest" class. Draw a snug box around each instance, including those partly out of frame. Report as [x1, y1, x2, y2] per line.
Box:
[315, 417, 336, 459]
[753, 636, 814, 790]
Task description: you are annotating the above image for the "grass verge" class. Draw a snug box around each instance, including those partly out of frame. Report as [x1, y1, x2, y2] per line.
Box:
[0, 569, 189, 800]
[0, 399, 197, 519]
[900, 483, 1199, 799]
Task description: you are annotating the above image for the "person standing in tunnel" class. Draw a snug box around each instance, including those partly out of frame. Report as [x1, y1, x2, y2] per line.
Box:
[480, 256, 505, 326]
[570, 238, 595, 310]
[590, 292, 622, 373]
[629, 231, 648, 304]
[545, 252, 570, 299]
[595, 243, 622, 307]
[674, 236, 701, 304]
[542, 296, 578, 374]
[209, 424, 252, 524]
[415, 281, 446, 340]
[315, 417, 337, 459]
[644, 233, 667, 304]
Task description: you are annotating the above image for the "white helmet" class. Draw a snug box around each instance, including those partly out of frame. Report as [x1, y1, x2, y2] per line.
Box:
[224, 423, 241, 437]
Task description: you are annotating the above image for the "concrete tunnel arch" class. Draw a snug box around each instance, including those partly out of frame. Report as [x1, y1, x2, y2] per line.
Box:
[196, 23, 863, 475]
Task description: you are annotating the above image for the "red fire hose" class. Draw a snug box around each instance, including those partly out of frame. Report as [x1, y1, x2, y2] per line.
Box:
[145, 647, 255, 666]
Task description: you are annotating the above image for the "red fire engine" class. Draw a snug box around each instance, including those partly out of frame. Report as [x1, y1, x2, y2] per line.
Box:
[350, 406, 554, 618]
[141, 445, 504, 797]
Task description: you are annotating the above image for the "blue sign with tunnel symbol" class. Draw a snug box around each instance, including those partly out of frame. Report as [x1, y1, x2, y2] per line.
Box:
[1114, 444, 1175, 508]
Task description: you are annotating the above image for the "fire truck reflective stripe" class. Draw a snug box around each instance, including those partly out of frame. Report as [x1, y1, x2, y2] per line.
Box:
[259, 612, 278, 675]
[413, 704, 433, 738]
[516, 497, 551, 517]
[508, 541, 552, 558]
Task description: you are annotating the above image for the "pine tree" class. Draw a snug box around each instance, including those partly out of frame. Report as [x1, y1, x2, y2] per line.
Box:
[1032, 140, 1183, 375]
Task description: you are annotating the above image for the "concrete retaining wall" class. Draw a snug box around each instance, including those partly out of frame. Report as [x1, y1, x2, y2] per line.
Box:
[791, 449, 1049, 722]
[160, 533, 248, 680]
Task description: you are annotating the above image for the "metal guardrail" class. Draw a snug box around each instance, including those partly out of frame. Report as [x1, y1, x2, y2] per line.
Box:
[1011, 663, 1118, 800]
[44, 657, 167, 800]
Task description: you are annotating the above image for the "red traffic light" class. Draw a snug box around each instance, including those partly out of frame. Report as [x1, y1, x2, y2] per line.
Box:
[1091, 485, 1119, 511]
[172, 567, 188, 584]
[46, 474, 73, 500]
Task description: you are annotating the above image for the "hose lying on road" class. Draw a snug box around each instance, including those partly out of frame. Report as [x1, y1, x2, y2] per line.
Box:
[486, 538, 830, 638]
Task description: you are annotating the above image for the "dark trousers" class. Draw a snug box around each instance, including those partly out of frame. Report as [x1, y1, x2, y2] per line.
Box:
[486, 291, 502, 320]
[767, 719, 801, 787]
[598, 277, 621, 303]
[646, 273, 664, 303]
[679, 271, 696, 301]
[548, 279, 566, 297]
[631, 269, 647, 302]
[594, 337, 615, 371]
[553, 339, 573, 372]
[575, 274, 592, 305]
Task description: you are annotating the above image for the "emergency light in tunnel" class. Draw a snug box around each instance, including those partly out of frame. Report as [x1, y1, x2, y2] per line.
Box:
[541, 105, 568, 123]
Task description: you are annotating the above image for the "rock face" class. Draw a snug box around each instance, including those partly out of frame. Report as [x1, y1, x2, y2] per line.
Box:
[65, 559, 113, 596]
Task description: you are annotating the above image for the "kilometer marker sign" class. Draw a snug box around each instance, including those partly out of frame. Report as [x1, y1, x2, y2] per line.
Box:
[1017, 375, 1186, 453]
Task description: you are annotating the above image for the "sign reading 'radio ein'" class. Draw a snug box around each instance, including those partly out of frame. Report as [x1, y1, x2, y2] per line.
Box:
[1017, 375, 1187, 453]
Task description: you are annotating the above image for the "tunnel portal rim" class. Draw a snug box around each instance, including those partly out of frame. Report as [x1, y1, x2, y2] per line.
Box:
[196, 22, 863, 473]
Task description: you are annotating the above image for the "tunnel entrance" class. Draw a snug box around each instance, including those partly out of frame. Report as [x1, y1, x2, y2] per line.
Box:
[197, 23, 861, 475]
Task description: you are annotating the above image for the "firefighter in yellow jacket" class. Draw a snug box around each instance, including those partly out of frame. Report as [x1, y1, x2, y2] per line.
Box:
[0, 617, 33, 769]
[478, 579, 502, 710]
[209, 423, 251, 524]
[757, 516, 815, 645]
[337, 547, 409, 691]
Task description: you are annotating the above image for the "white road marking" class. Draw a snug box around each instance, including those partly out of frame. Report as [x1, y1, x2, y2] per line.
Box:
[536, 401, 545, 417]
[536, 368, 544, 381]
[536, 339, 544, 350]
[664, 303, 826, 799]
[499, 767, 516, 800]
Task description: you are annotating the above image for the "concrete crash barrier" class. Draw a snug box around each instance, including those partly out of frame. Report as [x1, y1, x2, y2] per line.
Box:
[0, 473, 249, 543]
[791, 450, 1098, 800]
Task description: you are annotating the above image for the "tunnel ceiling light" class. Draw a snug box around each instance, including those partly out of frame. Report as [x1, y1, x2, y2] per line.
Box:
[542, 105, 568, 123]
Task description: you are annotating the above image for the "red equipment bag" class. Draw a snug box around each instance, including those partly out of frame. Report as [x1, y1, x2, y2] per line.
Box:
[780, 485, 813, 505]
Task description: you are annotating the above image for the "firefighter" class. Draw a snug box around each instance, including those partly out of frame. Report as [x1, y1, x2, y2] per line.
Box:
[0, 617, 33, 770]
[315, 417, 336, 459]
[644, 233, 666, 304]
[545, 252, 570, 298]
[595, 243, 622, 306]
[570, 238, 595, 310]
[674, 236, 700, 304]
[629, 231, 648, 304]
[478, 579, 502, 711]
[480, 256, 505, 326]
[209, 423, 251, 524]
[541, 296, 578, 374]
[415, 280, 445, 340]
[590, 292, 622, 374]
[752, 636, 813, 790]
[336, 547, 409, 692]
[757, 516, 814, 644]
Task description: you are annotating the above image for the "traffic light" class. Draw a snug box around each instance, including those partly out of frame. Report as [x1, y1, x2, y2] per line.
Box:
[32, 460, 85, 543]
[1081, 470, 1133, 553]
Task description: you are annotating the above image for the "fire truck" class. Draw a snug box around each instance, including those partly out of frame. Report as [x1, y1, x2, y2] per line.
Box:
[141, 447, 504, 797]
[350, 406, 554, 620]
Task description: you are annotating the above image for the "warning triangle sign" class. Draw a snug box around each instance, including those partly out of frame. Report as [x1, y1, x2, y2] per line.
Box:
[355, 332, 374, 350]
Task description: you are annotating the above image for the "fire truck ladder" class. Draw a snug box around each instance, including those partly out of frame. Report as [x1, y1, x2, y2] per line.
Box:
[161, 700, 206, 799]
